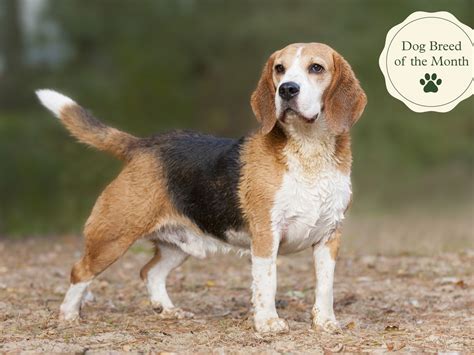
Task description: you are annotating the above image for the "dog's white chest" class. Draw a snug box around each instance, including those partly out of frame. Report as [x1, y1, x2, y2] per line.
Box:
[272, 164, 352, 254]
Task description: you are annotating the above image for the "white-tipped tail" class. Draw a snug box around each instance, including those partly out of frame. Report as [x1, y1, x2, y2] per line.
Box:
[36, 89, 76, 118]
[36, 88, 137, 160]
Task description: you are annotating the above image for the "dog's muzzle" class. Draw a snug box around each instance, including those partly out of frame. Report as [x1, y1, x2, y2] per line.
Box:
[278, 81, 300, 101]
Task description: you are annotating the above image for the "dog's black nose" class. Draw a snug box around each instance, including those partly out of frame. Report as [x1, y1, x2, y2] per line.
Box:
[278, 82, 300, 101]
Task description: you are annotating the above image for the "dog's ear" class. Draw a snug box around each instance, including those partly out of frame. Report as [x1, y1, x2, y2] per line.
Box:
[323, 52, 367, 134]
[251, 52, 278, 135]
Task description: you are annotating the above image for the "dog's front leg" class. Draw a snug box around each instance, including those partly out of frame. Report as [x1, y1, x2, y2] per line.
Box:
[312, 229, 341, 333]
[251, 230, 289, 334]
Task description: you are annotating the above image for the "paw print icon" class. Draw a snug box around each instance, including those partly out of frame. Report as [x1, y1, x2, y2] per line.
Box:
[420, 73, 442, 93]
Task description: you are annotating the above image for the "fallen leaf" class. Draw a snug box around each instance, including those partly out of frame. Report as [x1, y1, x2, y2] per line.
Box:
[455, 280, 467, 289]
[437, 277, 460, 285]
[328, 343, 344, 353]
[345, 321, 356, 330]
[394, 342, 406, 351]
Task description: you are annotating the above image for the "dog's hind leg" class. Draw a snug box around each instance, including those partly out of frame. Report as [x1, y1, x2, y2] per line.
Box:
[140, 242, 193, 319]
[60, 228, 137, 321]
[59, 155, 165, 321]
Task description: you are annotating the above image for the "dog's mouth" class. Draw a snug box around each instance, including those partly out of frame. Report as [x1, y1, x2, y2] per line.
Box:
[280, 108, 319, 124]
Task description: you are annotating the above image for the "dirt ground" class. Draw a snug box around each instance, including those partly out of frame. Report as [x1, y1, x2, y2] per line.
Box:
[1, 233, 473, 353]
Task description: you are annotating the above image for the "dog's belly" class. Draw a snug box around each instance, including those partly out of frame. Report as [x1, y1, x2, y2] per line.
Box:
[149, 225, 250, 259]
[272, 167, 352, 255]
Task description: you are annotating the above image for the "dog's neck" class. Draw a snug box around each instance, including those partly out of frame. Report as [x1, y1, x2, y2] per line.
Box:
[270, 117, 352, 175]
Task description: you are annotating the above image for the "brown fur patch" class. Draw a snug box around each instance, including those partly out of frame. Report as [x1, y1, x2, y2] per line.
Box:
[239, 126, 287, 258]
[251, 52, 278, 135]
[322, 52, 367, 135]
[334, 132, 353, 174]
[60, 105, 137, 160]
[325, 229, 341, 260]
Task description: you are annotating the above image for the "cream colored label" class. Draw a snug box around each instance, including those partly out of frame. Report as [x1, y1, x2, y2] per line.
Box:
[379, 11, 473, 112]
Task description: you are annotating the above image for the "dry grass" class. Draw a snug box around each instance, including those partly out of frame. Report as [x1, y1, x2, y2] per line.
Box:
[1, 214, 473, 353]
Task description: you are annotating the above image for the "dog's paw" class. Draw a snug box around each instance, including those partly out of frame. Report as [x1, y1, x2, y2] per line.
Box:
[158, 307, 194, 320]
[59, 309, 80, 322]
[254, 317, 289, 335]
[312, 318, 341, 333]
[311, 308, 341, 333]
[59, 302, 81, 322]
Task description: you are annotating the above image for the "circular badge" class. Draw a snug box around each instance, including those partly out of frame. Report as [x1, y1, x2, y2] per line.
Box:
[379, 11, 473, 112]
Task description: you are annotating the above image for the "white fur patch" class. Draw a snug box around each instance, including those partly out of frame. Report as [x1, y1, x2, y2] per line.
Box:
[149, 225, 249, 259]
[312, 243, 337, 326]
[251, 252, 289, 333]
[251, 255, 278, 320]
[59, 281, 90, 321]
[272, 140, 352, 255]
[36, 89, 76, 117]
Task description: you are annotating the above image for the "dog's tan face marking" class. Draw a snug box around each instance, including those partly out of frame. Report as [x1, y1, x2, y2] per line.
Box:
[273, 43, 333, 123]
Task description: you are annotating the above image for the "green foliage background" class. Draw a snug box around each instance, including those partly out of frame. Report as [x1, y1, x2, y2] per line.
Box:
[0, 0, 472, 235]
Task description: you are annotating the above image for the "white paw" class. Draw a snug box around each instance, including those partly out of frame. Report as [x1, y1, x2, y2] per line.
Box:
[254, 317, 289, 335]
[157, 307, 194, 319]
[59, 308, 80, 322]
[312, 317, 341, 333]
[312, 307, 341, 333]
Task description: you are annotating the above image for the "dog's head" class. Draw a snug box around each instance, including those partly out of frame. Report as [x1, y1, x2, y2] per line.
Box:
[251, 43, 367, 135]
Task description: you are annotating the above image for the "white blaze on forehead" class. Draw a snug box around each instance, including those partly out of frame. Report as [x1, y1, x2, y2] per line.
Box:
[275, 46, 325, 121]
[281, 47, 304, 81]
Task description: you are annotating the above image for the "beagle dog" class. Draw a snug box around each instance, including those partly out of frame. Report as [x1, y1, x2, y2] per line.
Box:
[37, 42, 366, 334]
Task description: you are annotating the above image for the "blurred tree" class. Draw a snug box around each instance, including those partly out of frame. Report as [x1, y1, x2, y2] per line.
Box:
[0, 0, 25, 108]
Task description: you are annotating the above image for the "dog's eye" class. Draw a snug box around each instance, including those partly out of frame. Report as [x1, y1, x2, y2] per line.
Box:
[309, 63, 324, 73]
[274, 64, 285, 74]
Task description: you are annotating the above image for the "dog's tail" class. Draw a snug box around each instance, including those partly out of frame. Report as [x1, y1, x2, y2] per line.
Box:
[36, 89, 138, 160]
